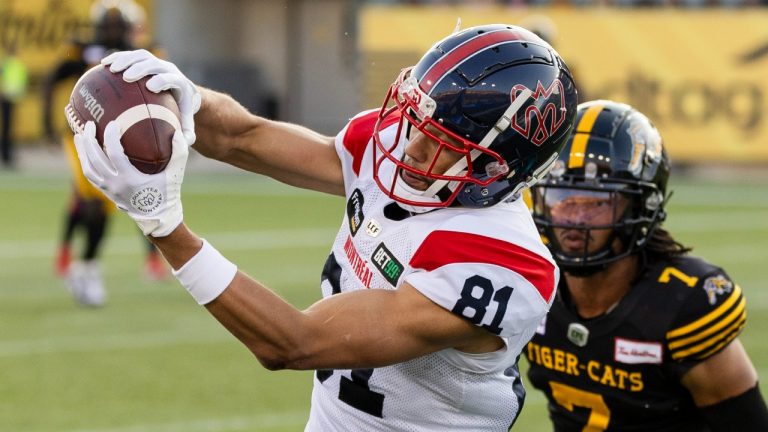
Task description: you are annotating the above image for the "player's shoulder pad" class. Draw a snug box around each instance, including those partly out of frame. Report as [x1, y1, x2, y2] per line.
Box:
[414, 227, 555, 299]
[405, 229, 556, 338]
[654, 256, 746, 363]
[337, 109, 399, 177]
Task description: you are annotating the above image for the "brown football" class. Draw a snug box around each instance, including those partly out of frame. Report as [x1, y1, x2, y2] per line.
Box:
[65, 64, 181, 174]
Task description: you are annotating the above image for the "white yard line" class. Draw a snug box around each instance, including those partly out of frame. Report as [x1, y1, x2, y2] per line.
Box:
[0, 228, 337, 357]
[0, 171, 325, 197]
[2, 213, 764, 261]
[0, 330, 229, 358]
[667, 213, 768, 232]
[66, 410, 308, 432]
[0, 227, 337, 260]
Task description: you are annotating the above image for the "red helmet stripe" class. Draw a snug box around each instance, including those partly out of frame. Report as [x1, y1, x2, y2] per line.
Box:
[419, 30, 524, 94]
[410, 230, 556, 302]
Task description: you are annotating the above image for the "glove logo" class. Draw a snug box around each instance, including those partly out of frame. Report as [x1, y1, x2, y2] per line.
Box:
[131, 187, 164, 214]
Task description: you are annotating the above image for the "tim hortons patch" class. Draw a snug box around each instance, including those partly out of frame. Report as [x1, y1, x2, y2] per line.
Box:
[615, 338, 663, 364]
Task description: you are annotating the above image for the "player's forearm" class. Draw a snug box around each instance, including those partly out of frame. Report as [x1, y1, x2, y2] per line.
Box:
[192, 87, 344, 195]
[206, 282, 452, 372]
[148, 224, 321, 370]
[699, 384, 768, 432]
[204, 274, 318, 371]
[192, 87, 261, 163]
[147, 224, 204, 270]
[41, 79, 57, 137]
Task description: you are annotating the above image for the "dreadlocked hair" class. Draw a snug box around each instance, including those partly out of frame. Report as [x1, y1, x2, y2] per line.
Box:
[645, 227, 692, 260]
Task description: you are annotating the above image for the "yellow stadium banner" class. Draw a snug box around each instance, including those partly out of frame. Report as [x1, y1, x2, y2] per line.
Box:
[360, 6, 768, 164]
[1, 0, 153, 141]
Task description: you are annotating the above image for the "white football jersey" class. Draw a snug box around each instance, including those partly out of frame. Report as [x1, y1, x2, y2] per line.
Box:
[305, 110, 559, 432]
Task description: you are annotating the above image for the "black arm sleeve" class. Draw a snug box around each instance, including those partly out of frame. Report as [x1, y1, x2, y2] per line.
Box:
[49, 59, 86, 83]
[700, 384, 768, 432]
[42, 59, 84, 136]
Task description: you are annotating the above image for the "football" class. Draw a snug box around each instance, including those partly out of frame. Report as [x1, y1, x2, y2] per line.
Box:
[65, 64, 181, 174]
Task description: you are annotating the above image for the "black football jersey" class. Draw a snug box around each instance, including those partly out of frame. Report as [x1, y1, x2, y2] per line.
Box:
[525, 255, 746, 431]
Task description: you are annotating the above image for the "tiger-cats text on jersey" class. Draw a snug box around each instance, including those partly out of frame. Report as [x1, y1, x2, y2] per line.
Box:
[526, 256, 745, 432]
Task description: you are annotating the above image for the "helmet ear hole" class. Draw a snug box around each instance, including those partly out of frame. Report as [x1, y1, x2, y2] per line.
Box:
[645, 191, 663, 211]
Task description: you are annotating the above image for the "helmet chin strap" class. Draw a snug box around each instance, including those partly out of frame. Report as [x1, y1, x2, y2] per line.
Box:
[509, 151, 559, 197]
[558, 228, 629, 276]
[422, 88, 533, 199]
[392, 174, 453, 214]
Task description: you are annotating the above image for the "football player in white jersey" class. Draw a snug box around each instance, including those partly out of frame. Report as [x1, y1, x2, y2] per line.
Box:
[71, 24, 577, 430]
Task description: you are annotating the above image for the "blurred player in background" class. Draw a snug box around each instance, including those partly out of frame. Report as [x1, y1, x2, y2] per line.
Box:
[517, 14, 584, 100]
[518, 14, 557, 47]
[517, 14, 581, 214]
[42, 0, 167, 307]
[525, 100, 768, 431]
[73, 25, 578, 430]
[1, 39, 28, 169]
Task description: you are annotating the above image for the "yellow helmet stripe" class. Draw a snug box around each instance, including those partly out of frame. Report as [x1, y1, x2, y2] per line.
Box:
[567, 103, 604, 169]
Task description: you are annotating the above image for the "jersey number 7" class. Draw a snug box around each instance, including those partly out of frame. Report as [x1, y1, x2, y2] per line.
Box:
[550, 381, 611, 432]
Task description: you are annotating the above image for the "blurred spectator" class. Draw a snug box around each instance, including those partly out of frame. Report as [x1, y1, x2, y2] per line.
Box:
[517, 14, 558, 44]
[0, 40, 28, 169]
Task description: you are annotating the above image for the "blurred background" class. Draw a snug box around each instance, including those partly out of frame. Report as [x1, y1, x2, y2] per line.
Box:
[1, 0, 766, 430]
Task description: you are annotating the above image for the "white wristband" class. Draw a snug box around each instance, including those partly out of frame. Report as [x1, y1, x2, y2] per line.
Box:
[172, 239, 238, 305]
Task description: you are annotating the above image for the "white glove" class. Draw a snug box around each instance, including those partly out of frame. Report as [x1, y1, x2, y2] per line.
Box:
[74, 121, 189, 237]
[102, 49, 201, 145]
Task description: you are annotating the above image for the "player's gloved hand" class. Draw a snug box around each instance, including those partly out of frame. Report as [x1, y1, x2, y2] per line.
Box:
[74, 121, 189, 237]
[102, 49, 201, 145]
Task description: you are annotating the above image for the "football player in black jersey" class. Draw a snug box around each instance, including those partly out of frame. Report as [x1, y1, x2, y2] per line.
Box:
[42, 1, 168, 306]
[525, 100, 768, 431]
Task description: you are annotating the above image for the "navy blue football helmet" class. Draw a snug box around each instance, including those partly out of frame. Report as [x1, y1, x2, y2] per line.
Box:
[372, 24, 578, 210]
[531, 100, 670, 274]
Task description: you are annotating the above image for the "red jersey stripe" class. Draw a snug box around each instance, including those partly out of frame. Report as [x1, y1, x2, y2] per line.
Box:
[420, 30, 523, 94]
[409, 230, 555, 302]
[342, 111, 399, 176]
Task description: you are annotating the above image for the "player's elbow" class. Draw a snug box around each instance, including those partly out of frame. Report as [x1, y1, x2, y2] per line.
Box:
[254, 353, 289, 371]
[248, 329, 318, 371]
[252, 347, 316, 371]
[191, 136, 228, 161]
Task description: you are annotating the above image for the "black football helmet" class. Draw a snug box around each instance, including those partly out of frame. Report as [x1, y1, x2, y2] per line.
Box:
[372, 24, 578, 210]
[92, 0, 146, 48]
[531, 100, 670, 275]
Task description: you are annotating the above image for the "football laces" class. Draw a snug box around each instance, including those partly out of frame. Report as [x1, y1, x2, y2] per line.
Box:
[64, 104, 85, 135]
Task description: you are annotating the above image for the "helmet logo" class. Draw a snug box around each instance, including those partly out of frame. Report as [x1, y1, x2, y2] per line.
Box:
[510, 80, 567, 146]
[626, 115, 663, 176]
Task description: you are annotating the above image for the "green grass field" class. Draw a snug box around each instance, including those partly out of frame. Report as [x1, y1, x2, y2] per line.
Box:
[1, 166, 766, 431]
